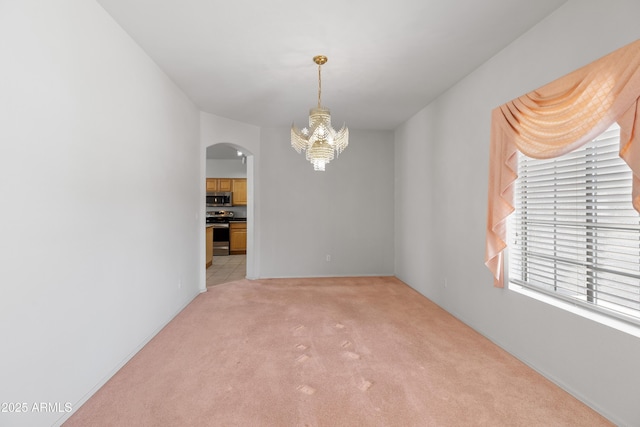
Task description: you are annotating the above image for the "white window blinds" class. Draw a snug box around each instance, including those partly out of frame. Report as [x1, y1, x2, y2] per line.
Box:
[509, 124, 640, 324]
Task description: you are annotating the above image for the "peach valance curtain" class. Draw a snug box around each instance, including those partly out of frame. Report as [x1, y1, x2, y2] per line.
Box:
[486, 39, 640, 288]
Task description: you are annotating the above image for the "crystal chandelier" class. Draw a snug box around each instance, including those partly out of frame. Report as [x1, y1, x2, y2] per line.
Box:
[291, 55, 349, 171]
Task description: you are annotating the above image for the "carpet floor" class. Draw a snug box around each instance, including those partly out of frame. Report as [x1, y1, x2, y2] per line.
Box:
[64, 276, 612, 426]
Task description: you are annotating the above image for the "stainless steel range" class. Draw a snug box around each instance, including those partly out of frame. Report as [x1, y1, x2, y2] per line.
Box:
[206, 211, 234, 256]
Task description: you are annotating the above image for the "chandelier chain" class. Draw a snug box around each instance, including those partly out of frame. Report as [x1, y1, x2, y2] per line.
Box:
[317, 62, 322, 108]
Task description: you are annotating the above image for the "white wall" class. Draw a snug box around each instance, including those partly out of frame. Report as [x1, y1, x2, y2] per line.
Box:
[206, 158, 247, 178]
[259, 127, 395, 278]
[199, 116, 395, 279]
[0, 1, 201, 426]
[394, 1, 640, 425]
[394, 104, 438, 299]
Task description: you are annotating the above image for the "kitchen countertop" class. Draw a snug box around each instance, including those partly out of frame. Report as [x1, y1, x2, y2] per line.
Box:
[229, 218, 247, 222]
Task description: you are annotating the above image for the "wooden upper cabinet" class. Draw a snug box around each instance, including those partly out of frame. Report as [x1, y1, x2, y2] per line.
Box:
[232, 179, 247, 206]
[206, 178, 218, 192]
[207, 178, 246, 205]
[218, 179, 232, 192]
[206, 178, 232, 192]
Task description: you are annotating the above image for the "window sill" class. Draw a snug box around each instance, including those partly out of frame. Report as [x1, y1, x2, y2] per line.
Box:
[509, 283, 640, 339]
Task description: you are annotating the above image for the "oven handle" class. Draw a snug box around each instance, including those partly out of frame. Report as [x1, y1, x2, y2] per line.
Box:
[212, 223, 229, 228]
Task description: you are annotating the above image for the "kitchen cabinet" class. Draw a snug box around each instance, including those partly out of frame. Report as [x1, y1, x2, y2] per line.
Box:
[230, 222, 247, 255]
[206, 178, 232, 192]
[232, 179, 247, 206]
[207, 177, 246, 205]
[206, 226, 214, 268]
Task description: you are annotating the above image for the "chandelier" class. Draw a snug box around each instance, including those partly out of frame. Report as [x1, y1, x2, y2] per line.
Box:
[291, 55, 349, 171]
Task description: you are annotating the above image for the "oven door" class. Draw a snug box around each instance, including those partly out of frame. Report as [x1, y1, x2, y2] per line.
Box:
[212, 223, 230, 256]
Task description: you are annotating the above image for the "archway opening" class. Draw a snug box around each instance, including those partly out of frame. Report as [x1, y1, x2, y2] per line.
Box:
[203, 142, 254, 289]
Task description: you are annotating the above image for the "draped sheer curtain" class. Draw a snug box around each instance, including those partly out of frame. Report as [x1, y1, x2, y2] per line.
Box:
[486, 39, 640, 288]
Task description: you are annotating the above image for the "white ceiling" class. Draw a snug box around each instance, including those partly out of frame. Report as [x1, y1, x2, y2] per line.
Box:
[96, 0, 567, 132]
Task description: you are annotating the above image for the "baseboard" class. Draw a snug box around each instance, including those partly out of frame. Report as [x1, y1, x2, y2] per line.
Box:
[255, 273, 395, 280]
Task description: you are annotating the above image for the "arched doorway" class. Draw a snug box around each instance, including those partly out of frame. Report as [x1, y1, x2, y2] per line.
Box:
[203, 142, 254, 289]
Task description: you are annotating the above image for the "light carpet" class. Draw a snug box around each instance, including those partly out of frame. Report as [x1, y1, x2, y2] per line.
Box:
[64, 276, 612, 426]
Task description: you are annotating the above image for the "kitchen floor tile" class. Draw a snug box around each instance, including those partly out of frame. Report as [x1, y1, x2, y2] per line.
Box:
[206, 255, 246, 287]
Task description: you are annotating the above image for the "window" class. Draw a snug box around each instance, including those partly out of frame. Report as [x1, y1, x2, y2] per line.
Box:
[509, 124, 640, 324]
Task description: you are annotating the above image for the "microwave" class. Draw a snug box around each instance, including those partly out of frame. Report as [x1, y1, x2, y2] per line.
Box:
[206, 192, 233, 207]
